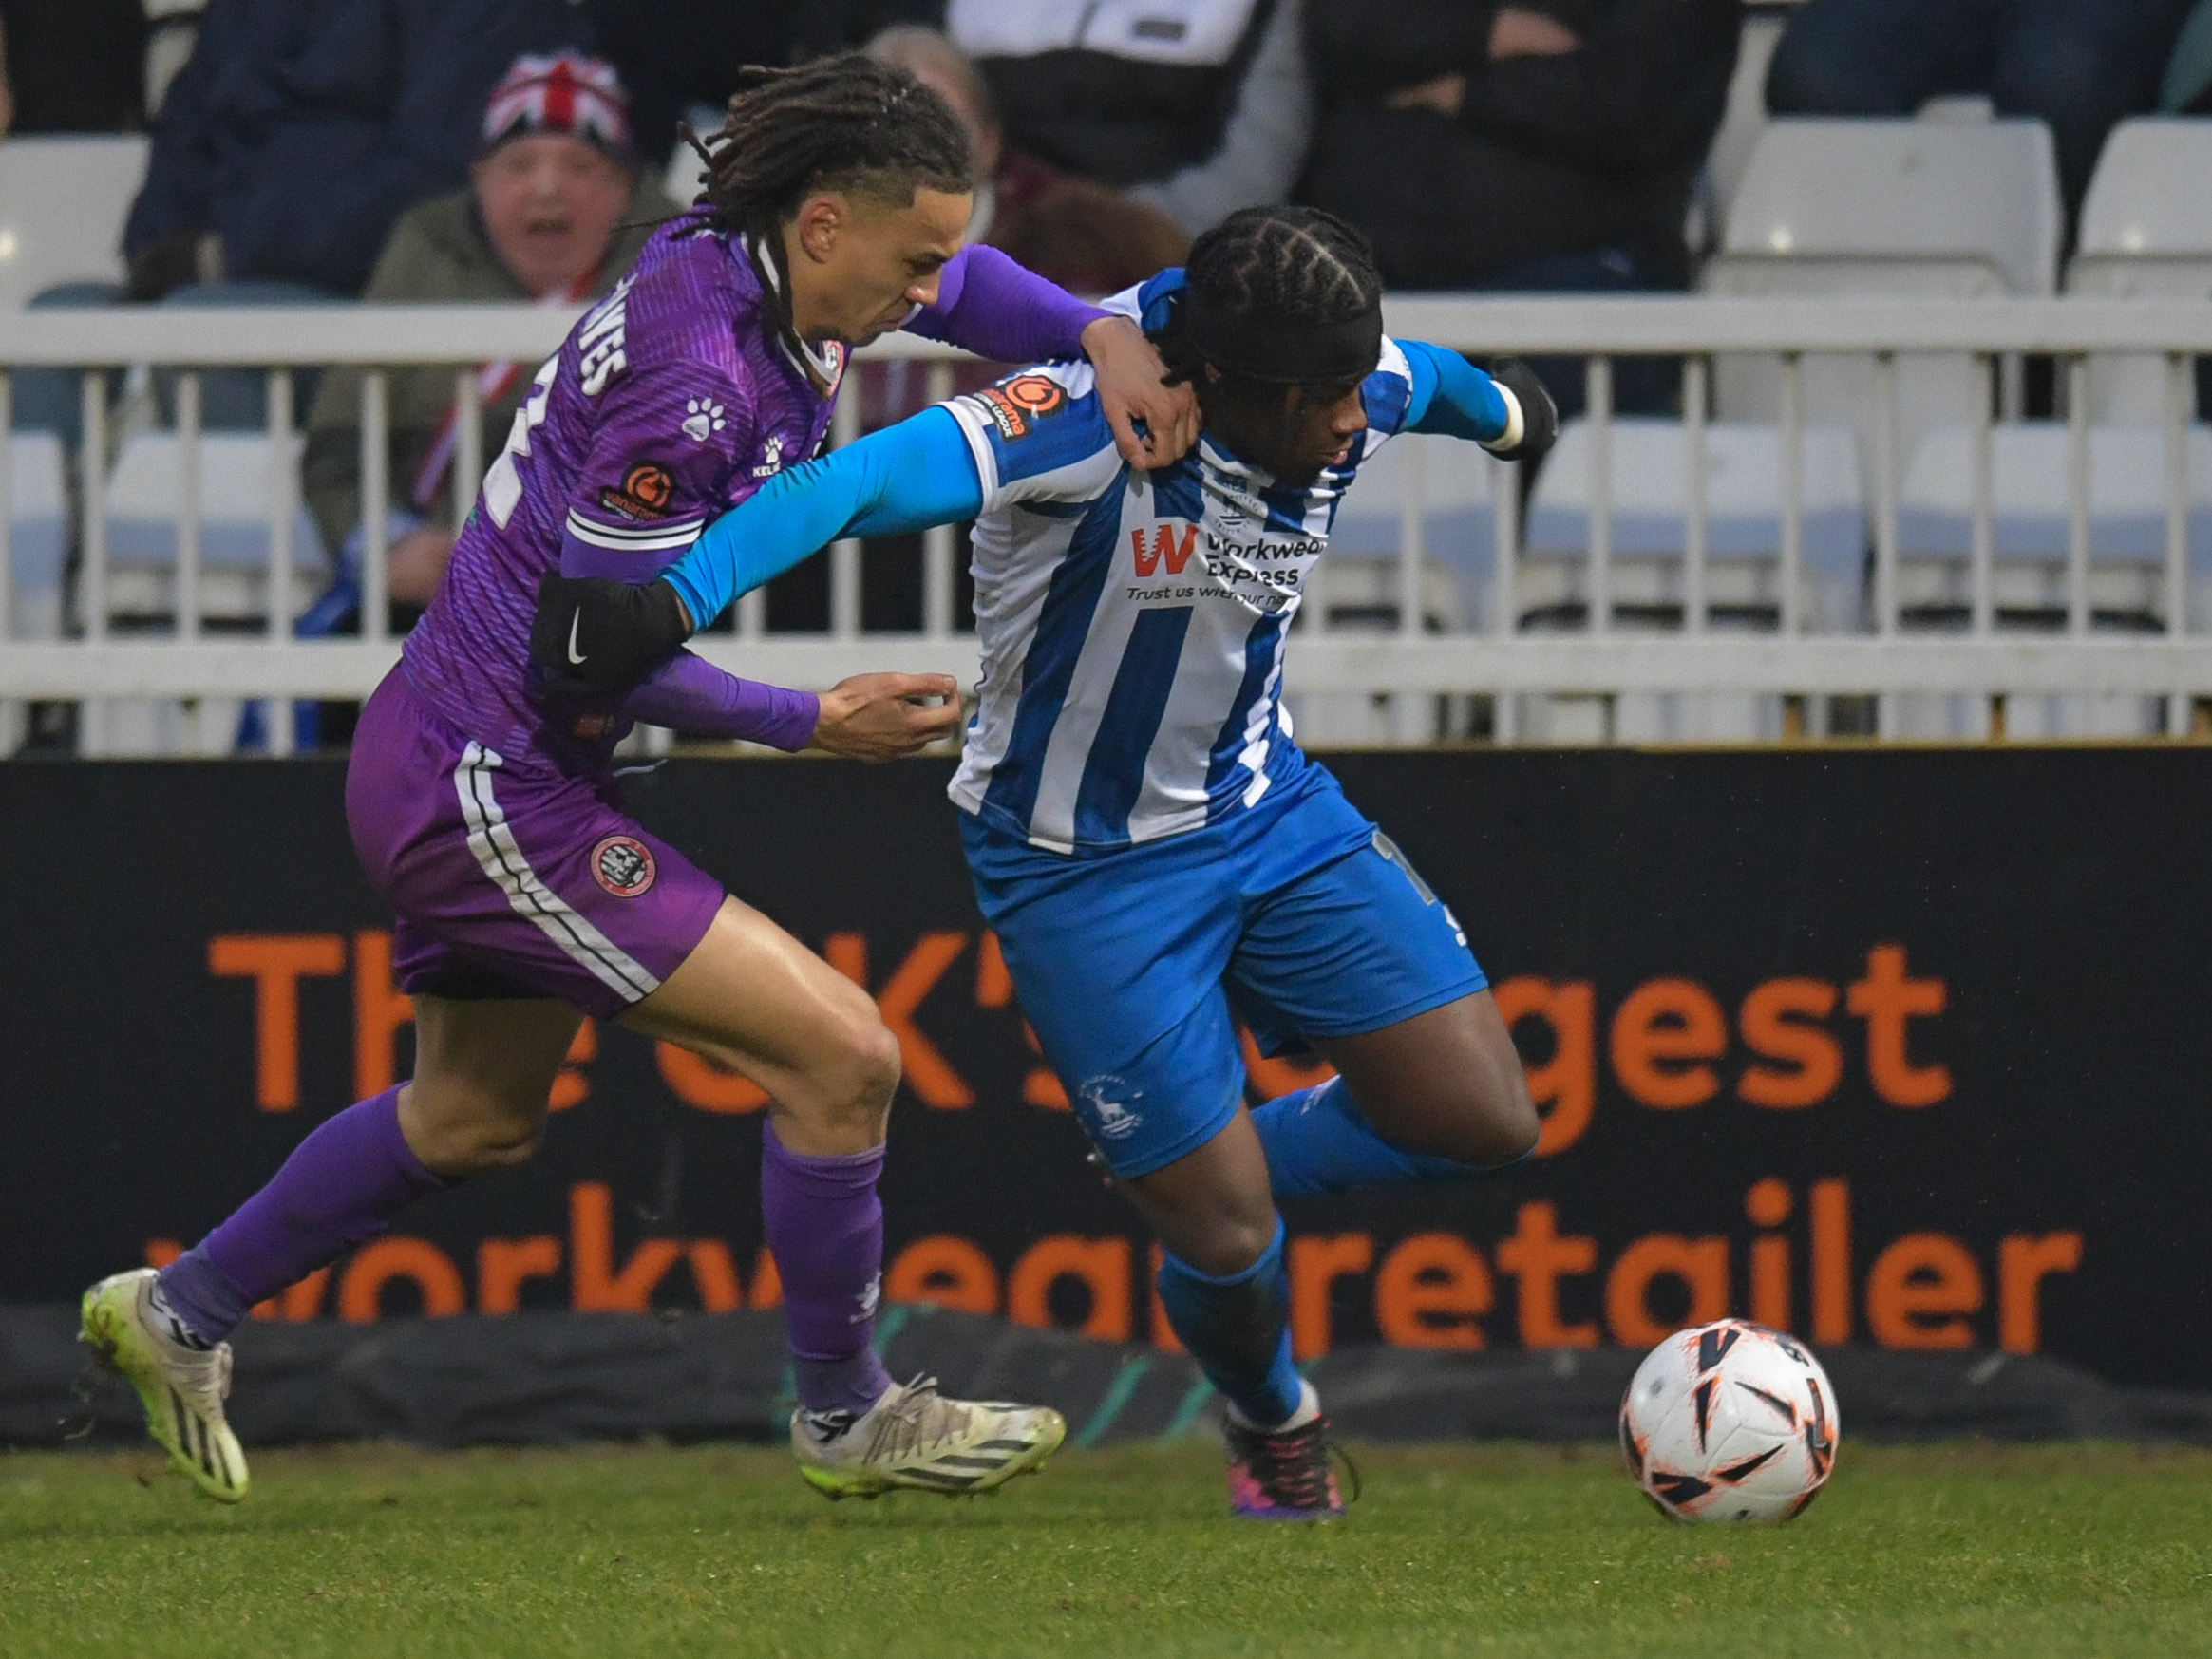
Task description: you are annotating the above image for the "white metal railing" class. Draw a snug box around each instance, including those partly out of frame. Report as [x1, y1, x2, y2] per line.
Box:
[5, 295, 2212, 753]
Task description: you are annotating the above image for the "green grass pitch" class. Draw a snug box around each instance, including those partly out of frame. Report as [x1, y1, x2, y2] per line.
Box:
[3, 1442, 2207, 1657]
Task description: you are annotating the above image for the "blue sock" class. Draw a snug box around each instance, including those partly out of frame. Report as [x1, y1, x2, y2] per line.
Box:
[1252, 1075, 1510, 1197]
[1154, 1218, 1302, 1428]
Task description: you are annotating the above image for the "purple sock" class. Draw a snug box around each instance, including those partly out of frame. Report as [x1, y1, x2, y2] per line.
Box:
[158, 1086, 444, 1345]
[760, 1121, 893, 1417]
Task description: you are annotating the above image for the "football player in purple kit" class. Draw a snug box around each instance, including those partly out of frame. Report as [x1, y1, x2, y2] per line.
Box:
[80, 54, 1197, 1505]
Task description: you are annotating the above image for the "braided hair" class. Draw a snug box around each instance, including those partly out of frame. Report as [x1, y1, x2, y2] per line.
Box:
[1154, 205, 1384, 394]
[683, 55, 974, 235]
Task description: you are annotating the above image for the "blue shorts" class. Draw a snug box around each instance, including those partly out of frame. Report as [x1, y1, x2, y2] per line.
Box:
[960, 764, 1486, 1178]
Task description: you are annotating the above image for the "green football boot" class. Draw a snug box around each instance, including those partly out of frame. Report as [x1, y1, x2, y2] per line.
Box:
[80, 1269, 248, 1503]
[792, 1375, 1064, 1499]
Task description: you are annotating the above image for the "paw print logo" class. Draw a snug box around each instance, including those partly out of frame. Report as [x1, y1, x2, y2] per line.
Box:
[681, 398, 727, 443]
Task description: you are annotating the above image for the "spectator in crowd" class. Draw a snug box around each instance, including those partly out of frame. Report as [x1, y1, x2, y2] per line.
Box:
[1298, 0, 1740, 414]
[0, 0, 148, 134]
[801, 0, 1309, 248]
[1767, 0, 2196, 221]
[863, 24, 1186, 295]
[300, 53, 674, 628]
[956, 0, 1311, 243]
[123, 0, 591, 301]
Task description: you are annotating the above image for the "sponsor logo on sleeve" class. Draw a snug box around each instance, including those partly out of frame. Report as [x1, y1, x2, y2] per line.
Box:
[973, 372, 1069, 441]
[751, 432, 785, 478]
[590, 835, 657, 897]
[597, 461, 676, 521]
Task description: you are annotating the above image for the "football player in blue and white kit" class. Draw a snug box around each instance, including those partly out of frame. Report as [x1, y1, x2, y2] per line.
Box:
[534, 207, 1558, 1519]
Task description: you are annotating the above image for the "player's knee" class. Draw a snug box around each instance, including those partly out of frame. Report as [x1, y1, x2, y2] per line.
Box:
[405, 1087, 546, 1175]
[843, 1020, 903, 1105]
[794, 1015, 900, 1132]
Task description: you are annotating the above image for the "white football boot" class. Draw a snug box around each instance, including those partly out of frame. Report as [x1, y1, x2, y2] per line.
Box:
[80, 1268, 248, 1502]
[791, 1375, 1065, 1499]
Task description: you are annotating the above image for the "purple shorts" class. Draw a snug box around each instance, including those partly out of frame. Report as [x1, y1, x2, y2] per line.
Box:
[345, 671, 724, 1017]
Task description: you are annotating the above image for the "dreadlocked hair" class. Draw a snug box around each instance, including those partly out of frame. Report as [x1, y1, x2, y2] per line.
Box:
[682, 54, 974, 236]
[1154, 206, 1384, 392]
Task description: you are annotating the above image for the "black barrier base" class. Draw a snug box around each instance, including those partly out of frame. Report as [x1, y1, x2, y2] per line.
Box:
[8, 1305, 2210, 1452]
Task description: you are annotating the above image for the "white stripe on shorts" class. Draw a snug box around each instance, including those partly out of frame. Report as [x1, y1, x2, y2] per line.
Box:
[453, 742, 661, 1003]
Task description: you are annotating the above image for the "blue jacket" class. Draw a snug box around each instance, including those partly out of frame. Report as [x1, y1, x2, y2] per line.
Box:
[125, 0, 591, 294]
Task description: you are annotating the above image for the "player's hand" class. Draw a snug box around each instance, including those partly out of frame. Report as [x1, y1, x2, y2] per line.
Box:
[529, 573, 694, 696]
[1082, 313, 1199, 470]
[1484, 359, 1560, 465]
[809, 672, 963, 761]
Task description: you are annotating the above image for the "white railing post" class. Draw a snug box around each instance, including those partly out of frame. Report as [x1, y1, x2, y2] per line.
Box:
[830, 391, 860, 641]
[2066, 354, 2090, 642]
[360, 370, 389, 645]
[1873, 351, 1900, 739]
[453, 368, 482, 530]
[79, 370, 108, 757]
[0, 370, 13, 756]
[2166, 351, 2190, 737]
[1392, 432, 1427, 744]
[1586, 355, 1612, 640]
[265, 368, 295, 756]
[1970, 352, 1996, 739]
[923, 362, 955, 639]
[1491, 451, 1519, 745]
[1683, 355, 1708, 640]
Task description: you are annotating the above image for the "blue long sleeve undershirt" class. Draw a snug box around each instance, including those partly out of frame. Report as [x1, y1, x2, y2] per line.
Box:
[659, 344, 1510, 630]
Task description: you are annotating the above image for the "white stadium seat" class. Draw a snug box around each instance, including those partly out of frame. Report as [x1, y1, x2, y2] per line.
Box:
[1896, 424, 2212, 620]
[1886, 424, 2212, 739]
[0, 135, 149, 310]
[2065, 118, 2212, 422]
[100, 431, 328, 629]
[1704, 119, 2063, 463]
[1328, 433, 1497, 617]
[1522, 418, 1866, 633]
[91, 431, 329, 757]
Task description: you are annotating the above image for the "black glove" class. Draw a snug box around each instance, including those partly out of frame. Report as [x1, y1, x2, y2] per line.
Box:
[1484, 358, 1560, 465]
[529, 573, 692, 696]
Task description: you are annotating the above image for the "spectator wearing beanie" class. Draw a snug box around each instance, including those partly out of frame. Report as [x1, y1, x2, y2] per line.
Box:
[300, 53, 676, 637]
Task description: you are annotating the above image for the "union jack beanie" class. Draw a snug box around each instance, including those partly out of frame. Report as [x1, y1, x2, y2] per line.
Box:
[482, 53, 633, 160]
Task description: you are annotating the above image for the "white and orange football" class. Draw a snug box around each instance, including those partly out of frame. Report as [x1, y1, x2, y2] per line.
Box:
[1619, 1319, 1839, 1523]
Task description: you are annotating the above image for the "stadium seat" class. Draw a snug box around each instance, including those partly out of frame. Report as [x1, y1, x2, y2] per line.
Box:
[1329, 433, 1498, 620]
[2065, 118, 2212, 422]
[1522, 418, 1866, 633]
[1294, 435, 1488, 747]
[1889, 423, 2212, 738]
[7, 431, 70, 643]
[99, 431, 328, 631]
[1896, 424, 2212, 626]
[90, 432, 329, 757]
[1703, 119, 2064, 462]
[0, 136, 150, 311]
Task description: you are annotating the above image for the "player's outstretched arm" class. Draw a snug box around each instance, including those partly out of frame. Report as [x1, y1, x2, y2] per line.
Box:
[903, 243, 1197, 471]
[1399, 342, 1560, 463]
[530, 408, 986, 697]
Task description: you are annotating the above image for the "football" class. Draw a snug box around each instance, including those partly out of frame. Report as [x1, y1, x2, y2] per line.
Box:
[1619, 1320, 1839, 1523]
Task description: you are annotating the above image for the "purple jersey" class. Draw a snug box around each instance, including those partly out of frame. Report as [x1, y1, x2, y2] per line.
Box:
[400, 216, 1107, 764]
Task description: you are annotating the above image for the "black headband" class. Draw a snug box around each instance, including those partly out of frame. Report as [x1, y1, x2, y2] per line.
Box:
[1178, 286, 1383, 386]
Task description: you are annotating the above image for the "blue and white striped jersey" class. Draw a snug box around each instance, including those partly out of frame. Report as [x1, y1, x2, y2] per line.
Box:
[942, 272, 1420, 856]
